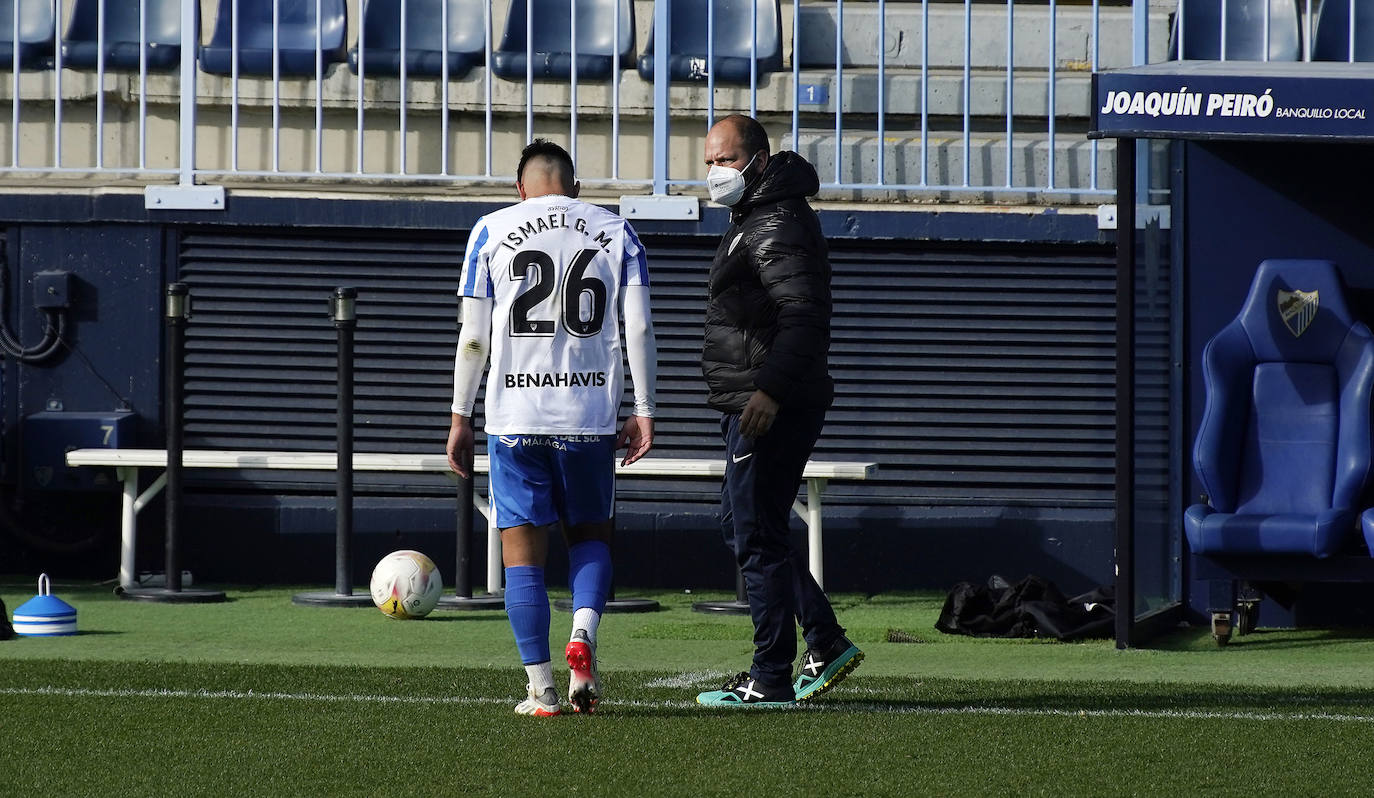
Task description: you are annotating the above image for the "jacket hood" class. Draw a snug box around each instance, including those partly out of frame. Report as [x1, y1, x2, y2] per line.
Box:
[736, 151, 819, 212]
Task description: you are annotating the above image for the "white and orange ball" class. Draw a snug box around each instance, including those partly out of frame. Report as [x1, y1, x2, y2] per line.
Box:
[369, 550, 443, 619]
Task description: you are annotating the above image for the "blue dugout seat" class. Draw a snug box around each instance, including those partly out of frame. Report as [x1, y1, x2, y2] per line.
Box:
[200, 0, 348, 77]
[1185, 259, 1374, 558]
[349, 0, 485, 78]
[491, 0, 634, 80]
[0, 0, 54, 70]
[61, 0, 185, 71]
[637, 0, 783, 83]
[1170, 0, 1302, 60]
[1311, 0, 1374, 61]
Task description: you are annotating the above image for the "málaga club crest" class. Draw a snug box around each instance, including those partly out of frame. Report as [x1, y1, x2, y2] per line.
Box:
[1277, 288, 1318, 338]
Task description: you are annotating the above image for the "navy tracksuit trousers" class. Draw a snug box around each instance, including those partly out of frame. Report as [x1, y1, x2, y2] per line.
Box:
[720, 404, 843, 688]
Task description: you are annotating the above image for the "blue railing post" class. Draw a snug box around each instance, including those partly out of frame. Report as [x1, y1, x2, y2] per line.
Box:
[145, 0, 225, 209]
[652, 0, 671, 195]
[1132, 0, 1149, 204]
[180, 0, 197, 187]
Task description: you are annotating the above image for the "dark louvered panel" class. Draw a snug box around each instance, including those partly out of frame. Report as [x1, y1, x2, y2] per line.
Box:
[616, 238, 1120, 506]
[178, 232, 468, 475]
[817, 245, 1117, 505]
[176, 230, 1119, 507]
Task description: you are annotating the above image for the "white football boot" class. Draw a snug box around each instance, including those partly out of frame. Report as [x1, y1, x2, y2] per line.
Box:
[514, 685, 562, 717]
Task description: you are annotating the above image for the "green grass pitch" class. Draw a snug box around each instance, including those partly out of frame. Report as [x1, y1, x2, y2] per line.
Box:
[4, 582, 1374, 796]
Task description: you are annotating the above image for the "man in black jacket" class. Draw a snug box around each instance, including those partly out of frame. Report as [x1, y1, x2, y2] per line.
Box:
[694, 114, 863, 708]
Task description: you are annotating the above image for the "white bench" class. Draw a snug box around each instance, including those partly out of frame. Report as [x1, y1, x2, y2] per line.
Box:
[64, 448, 877, 593]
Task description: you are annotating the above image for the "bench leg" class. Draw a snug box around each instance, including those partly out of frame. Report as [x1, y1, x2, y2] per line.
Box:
[118, 467, 138, 591]
[807, 478, 825, 590]
[486, 501, 502, 596]
[117, 469, 166, 592]
[467, 490, 503, 597]
[791, 478, 828, 590]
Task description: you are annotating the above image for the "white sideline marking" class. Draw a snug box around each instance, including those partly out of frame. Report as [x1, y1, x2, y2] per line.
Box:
[4, 685, 1374, 724]
[644, 670, 729, 689]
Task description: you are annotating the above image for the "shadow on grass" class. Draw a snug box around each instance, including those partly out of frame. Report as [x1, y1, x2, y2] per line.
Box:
[1210, 628, 1374, 651]
[412, 614, 508, 623]
[883, 677, 1374, 715]
[1149, 624, 1374, 652]
[620, 668, 1374, 717]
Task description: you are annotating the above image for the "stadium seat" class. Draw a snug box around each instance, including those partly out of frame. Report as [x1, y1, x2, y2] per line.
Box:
[637, 0, 783, 83]
[200, 0, 347, 77]
[1311, 0, 1374, 61]
[1169, 0, 1302, 60]
[1185, 259, 1374, 558]
[61, 0, 185, 71]
[0, 0, 55, 70]
[491, 0, 634, 81]
[349, 0, 485, 78]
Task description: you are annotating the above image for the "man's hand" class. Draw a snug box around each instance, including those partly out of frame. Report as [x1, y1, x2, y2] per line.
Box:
[616, 414, 654, 466]
[446, 414, 475, 478]
[739, 389, 779, 438]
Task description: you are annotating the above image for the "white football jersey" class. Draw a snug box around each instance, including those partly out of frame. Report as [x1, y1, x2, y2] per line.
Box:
[459, 194, 649, 435]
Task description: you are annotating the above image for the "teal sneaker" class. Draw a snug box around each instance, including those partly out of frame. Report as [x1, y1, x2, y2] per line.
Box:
[794, 637, 864, 701]
[696, 672, 796, 708]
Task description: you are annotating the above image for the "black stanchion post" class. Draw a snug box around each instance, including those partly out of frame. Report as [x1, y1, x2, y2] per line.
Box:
[294, 288, 371, 607]
[454, 475, 472, 598]
[121, 283, 225, 603]
[165, 282, 186, 593]
[334, 288, 356, 596]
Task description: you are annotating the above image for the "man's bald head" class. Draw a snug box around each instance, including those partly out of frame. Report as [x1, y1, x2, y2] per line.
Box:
[710, 114, 770, 159]
[517, 139, 578, 199]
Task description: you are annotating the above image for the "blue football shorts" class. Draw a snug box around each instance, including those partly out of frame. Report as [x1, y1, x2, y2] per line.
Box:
[487, 434, 617, 529]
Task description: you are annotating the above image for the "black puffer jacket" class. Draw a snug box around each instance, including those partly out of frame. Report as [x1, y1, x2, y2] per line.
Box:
[701, 151, 834, 413]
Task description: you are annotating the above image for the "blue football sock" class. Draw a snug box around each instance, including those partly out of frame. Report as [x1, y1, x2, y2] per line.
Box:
[568, 540, 611, 615]
[504, 565, 550, 666]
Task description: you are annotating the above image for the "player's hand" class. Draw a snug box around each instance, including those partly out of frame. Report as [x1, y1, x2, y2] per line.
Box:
[446, 414, 475, 478]
[616, 414, 654, 467]
[739, 389, 779, 438]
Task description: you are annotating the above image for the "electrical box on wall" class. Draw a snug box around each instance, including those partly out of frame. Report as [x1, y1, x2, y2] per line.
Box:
[22, 411, 136, 490]
[33, 270, 72, 310]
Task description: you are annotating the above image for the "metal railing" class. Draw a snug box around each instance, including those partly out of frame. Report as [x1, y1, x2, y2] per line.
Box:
[0, 0, 1337, 203]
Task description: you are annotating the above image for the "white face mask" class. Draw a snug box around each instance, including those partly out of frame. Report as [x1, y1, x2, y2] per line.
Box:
[706, 152, 759, 207]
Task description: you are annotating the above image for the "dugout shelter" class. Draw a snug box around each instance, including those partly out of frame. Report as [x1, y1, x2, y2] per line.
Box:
[1093, 59, 1374, 647]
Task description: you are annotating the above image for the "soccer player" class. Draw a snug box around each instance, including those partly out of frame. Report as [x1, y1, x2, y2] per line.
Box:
[446, 139, 656, 716]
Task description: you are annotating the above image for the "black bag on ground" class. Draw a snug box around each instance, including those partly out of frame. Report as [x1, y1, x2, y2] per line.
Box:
[935, 574, 1114, 642]
[0, 598, 13, 640]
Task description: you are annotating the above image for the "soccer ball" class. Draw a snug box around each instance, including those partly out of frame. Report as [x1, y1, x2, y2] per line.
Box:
[369, 550, 443, 619]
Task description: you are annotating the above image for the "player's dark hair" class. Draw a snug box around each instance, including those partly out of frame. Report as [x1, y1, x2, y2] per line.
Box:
[723, 114, 770, 159]
[517, 139, 576, 189]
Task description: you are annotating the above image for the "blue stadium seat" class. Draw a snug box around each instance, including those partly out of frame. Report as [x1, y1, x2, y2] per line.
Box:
[0, 0, 54, 70]
[349, 0, 485, 78]
[491, 0, 634, 81]
[637, 0, 782, 83]
[61, 0, 185, 71]
[1185, 259, 1374, 558]
[1311, 0, 1374, 61]
[1169, 0, 1302, 60]
[200, 0, 347, 77]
